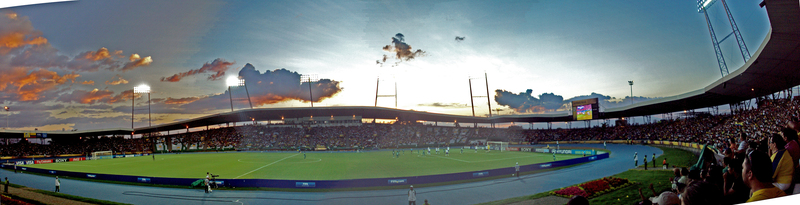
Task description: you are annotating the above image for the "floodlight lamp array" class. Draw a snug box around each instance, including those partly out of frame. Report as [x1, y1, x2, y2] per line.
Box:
[697, 0, 716, 13]
[134, 85, 151, 93]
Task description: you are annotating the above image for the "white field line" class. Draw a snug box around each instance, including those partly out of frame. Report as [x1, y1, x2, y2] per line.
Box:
[234, 153, 299, 179]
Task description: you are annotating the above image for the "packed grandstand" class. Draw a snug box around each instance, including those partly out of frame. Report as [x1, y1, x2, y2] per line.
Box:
[3, 98, 798, 157]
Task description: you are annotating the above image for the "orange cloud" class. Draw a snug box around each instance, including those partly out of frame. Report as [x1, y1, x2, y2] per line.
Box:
[80, 47, 117, 61]
[80, 80, 94, 85]
[163, 97, 201, 105]
[105, 74, 129, 85]
[0, 67, 79, 101]
[161, 58, 235, 82]
[122, 54, 153, 71]
[106, 89, 140, 104]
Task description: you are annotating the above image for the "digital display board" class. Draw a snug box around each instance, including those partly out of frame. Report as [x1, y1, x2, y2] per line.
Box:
[572, 98, 600, 121]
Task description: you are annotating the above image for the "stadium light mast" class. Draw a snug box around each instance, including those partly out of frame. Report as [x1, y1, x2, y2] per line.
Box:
[3, 106, 8, 130]
[628, 81, 634, 105]
[302, 74, 318, 107]
[134, 85, 151, 127]
[226, 76, 247, 112]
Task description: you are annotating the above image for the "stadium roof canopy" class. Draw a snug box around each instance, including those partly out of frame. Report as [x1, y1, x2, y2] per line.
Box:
[2, 0, 798, 138]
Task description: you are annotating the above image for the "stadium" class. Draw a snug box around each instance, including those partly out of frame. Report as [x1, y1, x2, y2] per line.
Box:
[1, 0, 800, 205]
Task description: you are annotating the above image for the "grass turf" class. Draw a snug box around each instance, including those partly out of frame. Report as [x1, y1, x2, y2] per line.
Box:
[23, 150, 582, 180]
[477, 146, 697, 205]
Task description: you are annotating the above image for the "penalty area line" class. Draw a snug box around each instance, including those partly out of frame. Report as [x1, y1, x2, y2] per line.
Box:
[234, 153, 299, 179]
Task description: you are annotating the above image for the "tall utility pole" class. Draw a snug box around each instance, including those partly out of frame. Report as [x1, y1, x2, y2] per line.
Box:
[134, 85, 151, 127]
[628, 81, 634, 105]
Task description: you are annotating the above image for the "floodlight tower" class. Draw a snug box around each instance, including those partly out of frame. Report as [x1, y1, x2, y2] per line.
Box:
[302, 74, 319, 107]
[697, 0, 750, 77]
[628, 81, 634, 105]
[226, 76, 250, 111]
[134, 85, 151, 127]
[3, 106, 8, 129]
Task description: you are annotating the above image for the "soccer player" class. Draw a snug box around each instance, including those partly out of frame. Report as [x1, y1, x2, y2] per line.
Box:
[436, 147, 439, 155]
[552, 152, 556, 161]
[303, 152, 306, 159]
[634, 152, 638, 166]
[603, 141, 606, 149]
[461, 147, 463, 154]
[428, 147, 431, 155]
[515, 162, 520, 177]
[402, 150, 405, 154]
[152, 154, 155, 161]
[445, 149, 449, 156]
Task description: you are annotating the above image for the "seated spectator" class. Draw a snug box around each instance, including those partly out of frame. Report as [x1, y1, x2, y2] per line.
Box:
[743, 151, 786, 202]
[722, 156, 749, 204]
[768, 134, 794, 192]
[780, 127, 799, 163]
[680, 181, 721, 205]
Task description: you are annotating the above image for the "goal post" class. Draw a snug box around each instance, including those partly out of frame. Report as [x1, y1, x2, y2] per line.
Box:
[91, 150, 113, 160]
[487, 141, 509, 152]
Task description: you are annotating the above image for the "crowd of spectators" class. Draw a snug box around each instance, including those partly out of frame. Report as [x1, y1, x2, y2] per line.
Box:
[0, 136, 152, 157]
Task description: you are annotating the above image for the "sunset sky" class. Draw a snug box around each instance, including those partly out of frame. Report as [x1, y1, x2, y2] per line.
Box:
[0, 0, 771, 131]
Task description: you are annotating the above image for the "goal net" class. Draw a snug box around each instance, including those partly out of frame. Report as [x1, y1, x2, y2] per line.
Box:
[487, 141, 509, 152]
[91, 150, 113, 160]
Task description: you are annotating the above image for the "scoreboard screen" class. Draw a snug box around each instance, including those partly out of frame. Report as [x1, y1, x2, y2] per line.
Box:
[572, 98, 600, 121]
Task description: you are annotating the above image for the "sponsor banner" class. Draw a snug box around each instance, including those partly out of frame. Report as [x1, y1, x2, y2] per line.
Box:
[571, 150, 595, 155]
[138, 178, 151, 183]
[552, 149, 572, 154]
[520, 147, 532, 152]
[472, 171, 489, 177]
[23, 160, 34, 165]
[125, 155, 134, 158]
[295, 182, 316, 187]
[506, 147, 520, 151]
[388, 179, 407, 185]
[87, 174, 96, 178]
[534, 148, 549, 153]
[54, 158, 68, 163]
[212, 181, 224, 185]
[589, 156, 597, 160]
[96, 156, 113, 160]
[69, 157, 86, 162]
[21, 167, 26, 171]
[540, 163, 552, 168]
[49, 170, 56, 174]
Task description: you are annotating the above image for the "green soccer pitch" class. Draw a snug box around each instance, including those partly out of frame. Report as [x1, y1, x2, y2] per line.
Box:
[23, 150, 582, 180]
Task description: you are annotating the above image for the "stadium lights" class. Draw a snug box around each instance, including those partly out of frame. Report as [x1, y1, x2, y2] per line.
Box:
[697, 0, 716, 13]
[226, 76, 253, 111]
[133, 84, 152, 127]
[3, 106, 8, 130]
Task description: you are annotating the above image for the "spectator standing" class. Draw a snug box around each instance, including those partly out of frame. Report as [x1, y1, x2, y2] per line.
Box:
[634, 152, 638, 167]
[663, 158, 668, 169]
[652, 153, 656, 169]
[408, 185, 416, 205]
[743, 151, 786, 202]
[4, 177, 7, 193]
[515, 162, 520, 177]
[55, 176, 60, 192]
[644, 154, 648, 170]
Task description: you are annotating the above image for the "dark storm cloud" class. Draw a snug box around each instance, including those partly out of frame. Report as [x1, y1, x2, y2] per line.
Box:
[377, 33, 426, 67]
[180, 64, 343, 111]
[495, 90, 660, 113]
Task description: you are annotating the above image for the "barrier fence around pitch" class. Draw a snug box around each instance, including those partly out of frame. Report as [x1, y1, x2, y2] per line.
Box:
[2, 153, 608, 189]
